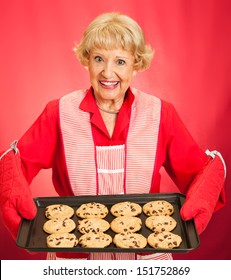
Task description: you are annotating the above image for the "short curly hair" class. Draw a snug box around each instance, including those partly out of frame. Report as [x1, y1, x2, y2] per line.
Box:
[74, 12, 154, 71]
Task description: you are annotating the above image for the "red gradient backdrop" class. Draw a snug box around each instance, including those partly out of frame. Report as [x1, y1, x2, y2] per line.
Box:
[0, 0, 230, 259]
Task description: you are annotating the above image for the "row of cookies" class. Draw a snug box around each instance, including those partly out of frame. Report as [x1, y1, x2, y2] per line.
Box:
[43, 204, 77, 248]
[76, 202, 112, 248]
[142, 201, 182, 249]
[77, 230, 182, 249]
[44, 200, 174, 220]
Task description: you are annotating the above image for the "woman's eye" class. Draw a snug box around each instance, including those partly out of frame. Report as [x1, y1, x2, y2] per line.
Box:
[117, 59, 126, 65]
[95, 56, 103, 62]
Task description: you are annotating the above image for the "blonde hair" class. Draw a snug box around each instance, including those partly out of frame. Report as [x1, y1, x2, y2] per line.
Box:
[74, 12, 154, 71]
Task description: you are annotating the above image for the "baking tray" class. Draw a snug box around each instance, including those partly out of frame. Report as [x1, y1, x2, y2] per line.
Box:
[16, 193, 200, 253]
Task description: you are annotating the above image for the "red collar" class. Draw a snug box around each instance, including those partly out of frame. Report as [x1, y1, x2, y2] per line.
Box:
[79, 87, 134, 140]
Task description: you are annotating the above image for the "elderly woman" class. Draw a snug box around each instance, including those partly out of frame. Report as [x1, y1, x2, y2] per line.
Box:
[0, 12, 226, 260]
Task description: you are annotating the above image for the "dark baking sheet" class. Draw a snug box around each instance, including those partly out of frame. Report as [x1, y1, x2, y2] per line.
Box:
[16, 193, 199, 253]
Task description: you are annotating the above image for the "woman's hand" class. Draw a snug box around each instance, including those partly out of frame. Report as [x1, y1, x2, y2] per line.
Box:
[181, 197, 214, 235]
[0, 148, 37, 239]
[180, 151, 226, 235]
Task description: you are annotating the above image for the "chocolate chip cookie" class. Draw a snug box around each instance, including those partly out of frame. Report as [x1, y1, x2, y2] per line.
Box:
[76, 202, 108, 219]
[145, 215, 177, 233]
[43, 217, 76, 234]
[110, 201, 142, 217]
[78, 218, 110, 234]
[113, 232, 147, 248]
[147, 231, 182, 249]
[79, 232, 112, 248]
[110, 216, 142, 233]
[143, 200, 174, 216]
[47, 233, 78, 248]
[45, 204, 74, 219]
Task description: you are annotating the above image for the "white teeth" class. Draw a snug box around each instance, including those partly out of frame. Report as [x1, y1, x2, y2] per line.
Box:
[100, 81, 119, 86]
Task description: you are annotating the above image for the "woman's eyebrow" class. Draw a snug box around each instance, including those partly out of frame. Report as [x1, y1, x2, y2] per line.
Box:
[116, 56, 129, 60]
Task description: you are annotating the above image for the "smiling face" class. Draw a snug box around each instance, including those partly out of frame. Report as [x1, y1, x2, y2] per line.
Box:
[87, 48, 136, 105]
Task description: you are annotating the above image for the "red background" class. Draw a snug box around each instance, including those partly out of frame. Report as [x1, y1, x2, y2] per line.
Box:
[0, 0, 230, 259]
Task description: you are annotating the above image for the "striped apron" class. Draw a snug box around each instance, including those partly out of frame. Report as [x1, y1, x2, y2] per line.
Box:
[47, 88, 172, 260]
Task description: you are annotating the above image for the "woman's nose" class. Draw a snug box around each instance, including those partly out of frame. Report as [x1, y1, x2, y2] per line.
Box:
[102, 62, 114, 78]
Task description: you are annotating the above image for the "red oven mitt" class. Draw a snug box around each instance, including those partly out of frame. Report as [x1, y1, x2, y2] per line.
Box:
[0, 141, 37, 239]
[180, 150, 226, 235]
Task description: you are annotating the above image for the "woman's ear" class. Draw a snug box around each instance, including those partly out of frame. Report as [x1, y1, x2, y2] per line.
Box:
[133, 70, 137, 77]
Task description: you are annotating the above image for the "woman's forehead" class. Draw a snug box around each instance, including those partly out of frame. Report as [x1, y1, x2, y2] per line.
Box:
[89, 48, 135, 59]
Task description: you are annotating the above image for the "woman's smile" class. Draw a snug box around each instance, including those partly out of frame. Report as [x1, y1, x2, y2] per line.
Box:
[99, 80, 120, 89]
